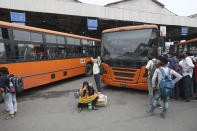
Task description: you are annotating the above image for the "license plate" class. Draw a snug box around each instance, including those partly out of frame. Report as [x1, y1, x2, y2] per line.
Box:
[120, 84, 127, 88]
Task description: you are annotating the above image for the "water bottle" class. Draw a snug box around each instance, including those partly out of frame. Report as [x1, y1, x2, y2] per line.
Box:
[88, 101, 92, 111]
[9, 82, 14, 87]
[9, 82, 15, 93]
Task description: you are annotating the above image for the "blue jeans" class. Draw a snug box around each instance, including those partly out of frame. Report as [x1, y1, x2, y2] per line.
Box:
[150, 90, 169, 115]
[94, 73, 101, 92]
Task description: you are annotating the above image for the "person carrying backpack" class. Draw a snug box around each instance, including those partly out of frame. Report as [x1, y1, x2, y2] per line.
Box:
[147, 56, 182, 118]
[0, 67, 17, 120]
[145, 53, 158, 106]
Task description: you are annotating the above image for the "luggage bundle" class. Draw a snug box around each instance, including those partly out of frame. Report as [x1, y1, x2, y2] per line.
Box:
[96, 93, 107, 107]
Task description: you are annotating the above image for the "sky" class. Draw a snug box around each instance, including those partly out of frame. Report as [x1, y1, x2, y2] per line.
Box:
[79, 0, 197, 16]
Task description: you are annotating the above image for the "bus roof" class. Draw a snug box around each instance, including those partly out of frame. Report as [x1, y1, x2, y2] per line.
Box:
[0, 21, 101, 42]
[102, 25, 158, 33]
[173, 38, 197, 46]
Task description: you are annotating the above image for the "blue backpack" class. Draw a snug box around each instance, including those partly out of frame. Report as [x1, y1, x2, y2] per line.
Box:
[158, 67, 174, 97]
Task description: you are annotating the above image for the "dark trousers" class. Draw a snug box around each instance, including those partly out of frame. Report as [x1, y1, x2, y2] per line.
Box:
[78, 97, 98, 108]
[182, 75, 192, 100]
[173, 82, 180, 99]
[94, 73, 101, 92]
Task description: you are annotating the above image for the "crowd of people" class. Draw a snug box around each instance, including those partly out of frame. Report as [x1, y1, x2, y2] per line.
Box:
[1, 52, 197, 119]
[145, 51, 197, 118]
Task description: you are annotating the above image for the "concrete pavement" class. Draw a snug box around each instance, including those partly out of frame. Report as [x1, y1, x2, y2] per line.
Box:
[0, 75, 197, 131]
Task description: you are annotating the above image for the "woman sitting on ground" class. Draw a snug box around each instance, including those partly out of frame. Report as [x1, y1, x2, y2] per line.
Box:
[78, 81, 98, 112]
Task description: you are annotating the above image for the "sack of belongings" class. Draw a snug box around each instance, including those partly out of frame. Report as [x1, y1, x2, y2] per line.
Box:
[96, 93, 107, 107]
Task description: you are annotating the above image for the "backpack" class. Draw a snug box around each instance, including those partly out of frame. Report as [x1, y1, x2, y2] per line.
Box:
[8, 75, 24, 93]
[158, 67, 174, 97]
[149, 59, 157, 79]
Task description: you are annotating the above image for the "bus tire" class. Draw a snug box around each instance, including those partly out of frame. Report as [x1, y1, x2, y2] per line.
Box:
[85, 63, 93, 76]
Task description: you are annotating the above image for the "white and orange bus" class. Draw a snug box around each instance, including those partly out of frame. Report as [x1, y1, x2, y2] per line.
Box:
[0, 21, 101, 93]
[100, 25, 160, 90]
[169, 38, 197, 55]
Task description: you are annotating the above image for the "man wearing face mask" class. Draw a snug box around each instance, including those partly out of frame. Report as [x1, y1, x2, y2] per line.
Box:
[179, 52, 194, 102]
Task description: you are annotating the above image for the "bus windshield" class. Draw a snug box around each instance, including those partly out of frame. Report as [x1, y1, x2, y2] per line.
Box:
[101, 28, 157, 61]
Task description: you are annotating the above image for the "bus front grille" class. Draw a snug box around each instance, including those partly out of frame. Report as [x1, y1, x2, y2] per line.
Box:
[112, 68, 136, 72]
[115, 78, 133, 81]
[114, 72, 134, 78]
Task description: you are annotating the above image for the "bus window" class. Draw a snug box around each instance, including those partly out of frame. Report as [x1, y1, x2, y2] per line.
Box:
[31, 32, 43, 42]
[57, 36, 65, 44]
[47, 45, 66, 59]
[87, 40, 93, 46]
[16, 44, 35, 60]
[0, 27, 9, 39]
[0, 42, 6, 62]
[47, 46, 57, 59]
[76, 46, 83, 57]
[46, 34, 56, 43]
[74, 38, 80, 45]
[190, 42, 197, 54]
[34, 45, 46, 60]
[82, 39, 88, 45]
[57, 45, 66, 58]
[67, 37, 75, 45]
[13, 29, 30, 41]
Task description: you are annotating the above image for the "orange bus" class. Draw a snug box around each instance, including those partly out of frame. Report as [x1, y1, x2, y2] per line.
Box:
[169, 38, 197, 80]
[169, 38, 197, 55]
[100, 25, 160, 90]
[0, 21, 101, 92]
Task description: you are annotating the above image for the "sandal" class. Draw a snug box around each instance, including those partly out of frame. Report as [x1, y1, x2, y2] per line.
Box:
[1, 110, 9, 115]
[14, 112, 17, 117]
[93, 107, 98, 110]
[5, 114, 15, 120]
[78, 108, 82, 113]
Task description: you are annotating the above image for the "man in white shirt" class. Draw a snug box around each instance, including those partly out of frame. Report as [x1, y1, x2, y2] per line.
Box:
[179, 52, 194, 102]
[91, 56, 101, 92]
[145, 53, 157, 106]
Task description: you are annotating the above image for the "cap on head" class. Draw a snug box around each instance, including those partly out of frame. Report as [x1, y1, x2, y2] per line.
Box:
[83, 81, 89, 86]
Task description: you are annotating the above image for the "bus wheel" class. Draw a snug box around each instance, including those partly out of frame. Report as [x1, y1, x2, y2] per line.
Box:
[85, 63, 93, 76]
[0, 92, 3, 103]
